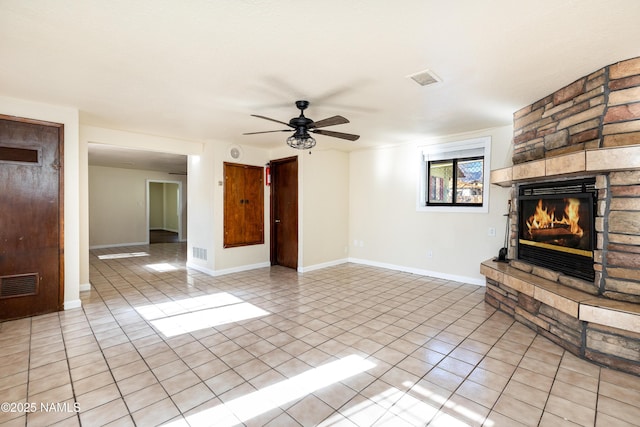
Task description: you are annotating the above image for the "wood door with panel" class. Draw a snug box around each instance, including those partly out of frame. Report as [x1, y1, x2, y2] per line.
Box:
[223, 162, 264, 247]
[0, 116, 63, 320]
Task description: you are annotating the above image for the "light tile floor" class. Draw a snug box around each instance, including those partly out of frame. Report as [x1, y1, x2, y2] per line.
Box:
[1, 243, 639, 426]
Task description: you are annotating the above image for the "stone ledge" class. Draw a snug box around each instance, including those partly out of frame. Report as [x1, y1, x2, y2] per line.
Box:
[490, 144, 640, 187]
[481, 259, 639, 333]
[580, 298, 640, 334]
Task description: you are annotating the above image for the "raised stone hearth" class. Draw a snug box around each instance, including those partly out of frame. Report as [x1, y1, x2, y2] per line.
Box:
[482, 259, 640, 375]
[482, 57, 640, 375]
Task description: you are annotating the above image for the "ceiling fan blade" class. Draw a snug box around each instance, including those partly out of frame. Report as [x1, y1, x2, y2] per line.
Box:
[311, 129, 360, 141]
[243, 129, 291, 135]
[311, 115, 349, 128]
[251, 114, 293, 128]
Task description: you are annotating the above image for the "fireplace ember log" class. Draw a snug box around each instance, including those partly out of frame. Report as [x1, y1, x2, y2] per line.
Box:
[528, 225, 575, 241]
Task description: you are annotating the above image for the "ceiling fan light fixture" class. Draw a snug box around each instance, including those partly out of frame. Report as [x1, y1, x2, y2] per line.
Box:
[286, 133, 316, 150]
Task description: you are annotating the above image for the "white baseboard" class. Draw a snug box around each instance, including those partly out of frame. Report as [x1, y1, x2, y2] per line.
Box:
[299, 258, 349, 273]
[64, 299, 82, 310]
[89, 242, 148, 250]
[347, 257, 486, 286]
[186, 261, 271, 277]
[190, 257, 485, 286]
[79, 283, 91, 292]
[186, 261, 216, 276]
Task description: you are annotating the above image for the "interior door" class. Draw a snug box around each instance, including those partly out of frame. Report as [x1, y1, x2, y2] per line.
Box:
[270, 156, 298, 269]
[0, 116, 63, 320]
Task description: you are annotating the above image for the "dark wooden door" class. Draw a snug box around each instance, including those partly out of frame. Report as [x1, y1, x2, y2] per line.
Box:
[270, 156, 298, 269]
[0, 116, 63, 320]
[224, 162, 264, 247]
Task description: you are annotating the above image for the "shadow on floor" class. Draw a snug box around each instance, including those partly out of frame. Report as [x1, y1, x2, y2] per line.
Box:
[149, 230, 179, 244]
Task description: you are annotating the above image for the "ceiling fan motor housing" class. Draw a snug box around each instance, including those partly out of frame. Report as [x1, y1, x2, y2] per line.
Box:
[289, 116, 314, 128]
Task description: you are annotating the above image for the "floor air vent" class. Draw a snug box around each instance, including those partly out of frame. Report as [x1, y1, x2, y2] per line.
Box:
[0, 273, 39, 299]
[192, 247, 207, 260]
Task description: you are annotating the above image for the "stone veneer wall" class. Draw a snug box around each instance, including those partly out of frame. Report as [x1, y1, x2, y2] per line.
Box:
[603, 171, 640, 302]
[513, 56, 640, 163]
[507, 57, 640, 303]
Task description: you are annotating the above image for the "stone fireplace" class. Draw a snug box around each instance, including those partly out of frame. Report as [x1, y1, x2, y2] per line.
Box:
[481, 57, 640, 375]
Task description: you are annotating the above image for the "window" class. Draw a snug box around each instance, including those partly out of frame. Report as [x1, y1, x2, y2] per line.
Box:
[418, 137, 490, 213]
[428, 156, 484, 205]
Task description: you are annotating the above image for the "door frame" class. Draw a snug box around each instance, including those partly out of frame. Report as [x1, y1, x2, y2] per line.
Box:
[146, 179, 183, 243]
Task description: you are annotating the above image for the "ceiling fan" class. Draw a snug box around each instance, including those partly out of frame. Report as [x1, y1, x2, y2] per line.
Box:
[243, 100, 360, 150]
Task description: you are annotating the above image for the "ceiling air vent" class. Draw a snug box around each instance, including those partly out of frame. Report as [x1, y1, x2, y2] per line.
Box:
[408, 69, 441, 87]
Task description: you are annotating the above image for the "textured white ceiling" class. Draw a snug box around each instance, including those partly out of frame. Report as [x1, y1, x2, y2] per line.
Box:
[2, 0, 640, 166]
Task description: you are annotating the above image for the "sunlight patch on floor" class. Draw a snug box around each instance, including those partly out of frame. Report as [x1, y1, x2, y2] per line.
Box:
[135, 293, 269, 338]
[322, 380, 492, 426]
[146, 262, 177, 272]
[409, 381, 492, 426]
[178, 355, 376, 427]
[97, 251, 149, 260]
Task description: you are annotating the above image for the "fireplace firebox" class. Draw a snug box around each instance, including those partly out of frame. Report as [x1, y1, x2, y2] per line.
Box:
[518, 179, 597, 281]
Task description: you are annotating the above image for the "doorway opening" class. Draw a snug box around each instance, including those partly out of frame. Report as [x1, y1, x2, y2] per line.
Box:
[147, 180, 183, 244]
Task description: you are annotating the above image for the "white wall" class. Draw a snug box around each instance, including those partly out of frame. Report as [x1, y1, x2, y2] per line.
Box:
[300, 150, 350, 270]
[88, 166, 187, 247]
[349, 125, 513, 285]
[149, 182, 165, 229]
[0, 95, 81, 308]
[164, 183, 180, 232]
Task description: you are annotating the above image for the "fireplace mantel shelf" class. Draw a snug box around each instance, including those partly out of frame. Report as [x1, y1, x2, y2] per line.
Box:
[490, 144, 640, 187]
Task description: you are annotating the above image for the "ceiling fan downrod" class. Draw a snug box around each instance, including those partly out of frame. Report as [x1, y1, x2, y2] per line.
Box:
[289, 100, 314, 129]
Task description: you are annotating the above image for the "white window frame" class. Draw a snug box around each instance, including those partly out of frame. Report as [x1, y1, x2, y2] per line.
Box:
[417, 136, 491, 213]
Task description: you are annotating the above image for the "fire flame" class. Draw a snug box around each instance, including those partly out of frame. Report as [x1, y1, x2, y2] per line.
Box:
[526, 198, 583, 237]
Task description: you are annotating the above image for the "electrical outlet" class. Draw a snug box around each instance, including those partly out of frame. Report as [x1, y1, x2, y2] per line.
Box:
[488, 227, 496, 237]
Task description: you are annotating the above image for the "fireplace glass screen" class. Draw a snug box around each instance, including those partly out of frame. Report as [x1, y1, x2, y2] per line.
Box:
[518, 179, 596, 281]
